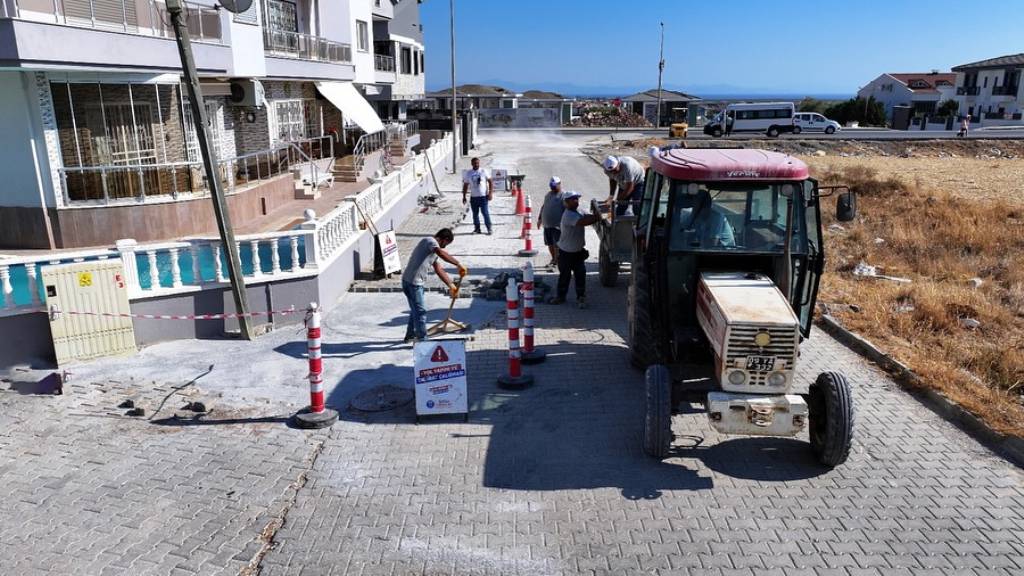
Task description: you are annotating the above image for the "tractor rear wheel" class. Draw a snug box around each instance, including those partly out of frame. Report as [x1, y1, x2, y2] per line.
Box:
[643, 365, 673, 459]
[807, 371, 855, 467]
[599, 247, 618, 287]
[628, 259, 660, 369]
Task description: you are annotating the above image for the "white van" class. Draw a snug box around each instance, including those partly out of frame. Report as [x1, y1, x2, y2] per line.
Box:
[703, 102, 796, 138]
[794, 112, 841, 135]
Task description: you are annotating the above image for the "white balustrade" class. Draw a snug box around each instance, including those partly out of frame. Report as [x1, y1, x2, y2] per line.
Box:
[290, 235, 301, 271]
[214, 243, 225, 282]
[26, 263, 40, 306]
[147, 249, 159, 289]
[271, 239, 281, 275]
[190, 244, 202, 284]
[0, 264, 12, 310]
[250, 240, 262, 277]
[169, 248, 183, 288]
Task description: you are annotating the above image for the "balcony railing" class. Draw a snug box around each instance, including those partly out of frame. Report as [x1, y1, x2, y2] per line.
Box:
[58, 135, 334, 206]
[0, 0, 223, 43]
[263, 28, 352, 64]
[992, 84, 1019, 96]
[957, 86, 980, 96]
[375, 54, 395, 72]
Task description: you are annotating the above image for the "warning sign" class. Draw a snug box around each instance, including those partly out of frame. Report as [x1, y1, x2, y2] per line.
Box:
[413, 339, 468, 416]
[77, 272, 92, 287]
[492, 169, 508, 191]
[378, 230, 401, 275]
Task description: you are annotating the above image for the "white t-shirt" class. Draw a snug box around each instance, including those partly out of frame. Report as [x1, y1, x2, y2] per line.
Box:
[463, 168, 491, 198]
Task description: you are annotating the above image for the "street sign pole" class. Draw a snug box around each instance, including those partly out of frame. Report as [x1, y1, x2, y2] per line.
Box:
[166, 0, 253, 340]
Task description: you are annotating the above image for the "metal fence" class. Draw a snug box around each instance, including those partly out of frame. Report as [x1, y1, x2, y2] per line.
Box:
[263, 28, 352, 64]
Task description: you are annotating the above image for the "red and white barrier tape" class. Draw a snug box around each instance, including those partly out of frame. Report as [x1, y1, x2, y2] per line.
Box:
[52, 307, 300, 321]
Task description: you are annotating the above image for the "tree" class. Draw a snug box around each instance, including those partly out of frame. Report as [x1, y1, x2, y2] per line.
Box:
[824, 96, 887, 127]
[937, 99, 960, 118]
[798, 97, 830, 114]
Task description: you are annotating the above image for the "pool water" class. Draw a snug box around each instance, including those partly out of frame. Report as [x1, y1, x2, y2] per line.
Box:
[7, 237, 307, 307]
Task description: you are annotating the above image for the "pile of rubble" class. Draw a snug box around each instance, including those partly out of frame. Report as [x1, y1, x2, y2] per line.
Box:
[478, 269, 554, 302]
[571, 107, 652, 128]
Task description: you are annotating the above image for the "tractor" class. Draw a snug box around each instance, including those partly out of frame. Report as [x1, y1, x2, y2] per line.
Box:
[595, 147, 855, 467]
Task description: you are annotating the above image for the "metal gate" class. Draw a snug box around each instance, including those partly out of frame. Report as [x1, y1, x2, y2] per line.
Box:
[43, 260, 136, 366]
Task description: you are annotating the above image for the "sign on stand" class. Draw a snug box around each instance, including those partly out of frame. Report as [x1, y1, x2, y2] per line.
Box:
[378, 230, 401, 275]
[492, 169, 508, 192]
[413, 338, 469, 420]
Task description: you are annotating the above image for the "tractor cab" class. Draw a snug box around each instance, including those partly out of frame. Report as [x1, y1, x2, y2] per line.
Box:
[621, 148, 854, 467]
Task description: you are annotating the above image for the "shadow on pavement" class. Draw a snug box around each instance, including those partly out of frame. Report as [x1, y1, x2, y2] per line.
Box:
[674, 436, 830, 482]
[150, 415, 294, 427]
[274, 339, 408, 360]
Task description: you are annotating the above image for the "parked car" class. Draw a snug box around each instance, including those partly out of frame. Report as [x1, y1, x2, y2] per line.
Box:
[794, 112, 841, 135]
[702, 102, 796, 138]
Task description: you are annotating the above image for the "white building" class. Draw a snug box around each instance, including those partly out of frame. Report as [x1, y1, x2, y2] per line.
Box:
[857, 72, 957, 120]
[952, 53, 1024, 121]
[0, 0, 422, 249]
[367, 0, 426, 121]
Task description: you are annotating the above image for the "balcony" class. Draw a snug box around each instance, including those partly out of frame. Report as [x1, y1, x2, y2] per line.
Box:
[374, 53, 395, 72]
[0, 0, 222, 43]
[957, 86, 980, 96]
[992, 84, 1019, 96]
[262, 28, 351, 64]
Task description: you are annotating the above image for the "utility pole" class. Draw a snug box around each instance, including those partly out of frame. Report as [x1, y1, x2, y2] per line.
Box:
[655, 22, 665, 129]
[166, 0, 253, 340]
[450, 0, 458, 173]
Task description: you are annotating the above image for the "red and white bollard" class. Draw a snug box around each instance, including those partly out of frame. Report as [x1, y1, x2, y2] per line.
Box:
[520, 262, 546, 364]
[518, 196, 538, 256]
[294, 302, 339, 428]
[497, 278, 534, 389]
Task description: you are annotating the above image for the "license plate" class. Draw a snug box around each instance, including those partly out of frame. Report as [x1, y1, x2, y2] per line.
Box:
[745, 355, 777, 372]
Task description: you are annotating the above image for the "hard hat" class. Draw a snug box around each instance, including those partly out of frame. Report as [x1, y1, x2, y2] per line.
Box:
[602, 156, 619, 171]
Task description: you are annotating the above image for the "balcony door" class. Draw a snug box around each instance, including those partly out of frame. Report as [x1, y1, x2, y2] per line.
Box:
[265, 0, 299, 51]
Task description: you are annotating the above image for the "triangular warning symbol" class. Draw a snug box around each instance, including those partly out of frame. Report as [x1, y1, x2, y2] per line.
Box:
[430, 346, 449, 363]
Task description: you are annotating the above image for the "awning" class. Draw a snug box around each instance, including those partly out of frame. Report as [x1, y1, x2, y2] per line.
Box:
[315, 81, 384, 134]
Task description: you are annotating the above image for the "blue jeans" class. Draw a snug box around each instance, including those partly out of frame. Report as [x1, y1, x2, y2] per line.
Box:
[402, 281, 426, 340]
[469, 196, 492, 232]
[615, 184, 644, 216]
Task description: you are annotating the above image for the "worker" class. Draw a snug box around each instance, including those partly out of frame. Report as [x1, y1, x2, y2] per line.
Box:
[958, 114, 971, 138]
[550, 191, 600, 309]
[537, 176, 565, 269]
[462, 157, 493, 235]
[677, 189, 735, 248]
[602, 155, 646, 216]
[401, 228, 467, 343]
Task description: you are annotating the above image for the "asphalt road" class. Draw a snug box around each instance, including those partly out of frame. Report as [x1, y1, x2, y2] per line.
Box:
[483, 126, 1024, 140]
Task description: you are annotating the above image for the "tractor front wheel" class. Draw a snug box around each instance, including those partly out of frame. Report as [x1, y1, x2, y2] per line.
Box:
[599, 247, 618, 287]
[643, 365, 673, 459]
[807, 371, 855, 467]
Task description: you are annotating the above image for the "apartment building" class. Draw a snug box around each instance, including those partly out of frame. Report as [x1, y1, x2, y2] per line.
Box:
[0, 0, 422, 249]
[367, 0, 425, 121]
[952, 53, 1024, 121]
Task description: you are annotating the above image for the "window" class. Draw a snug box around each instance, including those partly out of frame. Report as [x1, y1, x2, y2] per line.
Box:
[356, 20, 369, 52]
[413, 50, 419, 75]
[266, 0, 298, 33]
[400, 46, 412, 74]
[983, 77, 988, 88]
[275, 99, 307, 142]
[420, 52, 425, 73]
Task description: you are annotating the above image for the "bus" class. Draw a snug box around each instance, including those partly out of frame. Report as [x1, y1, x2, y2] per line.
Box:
[703, 102, 796, 138]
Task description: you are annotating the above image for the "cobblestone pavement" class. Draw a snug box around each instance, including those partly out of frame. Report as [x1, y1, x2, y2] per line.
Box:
[3, 132, 1024, 575]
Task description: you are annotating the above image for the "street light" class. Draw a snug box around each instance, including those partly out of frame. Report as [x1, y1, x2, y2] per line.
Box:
[450, 0, 458, 173]
[655, 22, 664, 129]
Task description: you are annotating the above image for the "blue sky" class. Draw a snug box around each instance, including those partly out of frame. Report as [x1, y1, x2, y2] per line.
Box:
[420, 0, 1021, 96]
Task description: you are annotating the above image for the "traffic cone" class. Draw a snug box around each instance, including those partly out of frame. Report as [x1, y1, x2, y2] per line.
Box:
[514, 183, 526, 216]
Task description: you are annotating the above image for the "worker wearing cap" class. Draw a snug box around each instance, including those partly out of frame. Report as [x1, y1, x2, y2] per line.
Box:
[550, 191, 600, 309]
[603, 155, 646, 216]
[537, 176, 565, 269]
[401, 228, 467, 343]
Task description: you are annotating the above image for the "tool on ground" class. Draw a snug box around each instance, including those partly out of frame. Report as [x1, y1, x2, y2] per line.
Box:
[294, 302, 339, 429]
[518, 196, 538, 255]
[520, 262, 546, 364]
[427, 269, 470, 336]
[497, 278, 534, 389]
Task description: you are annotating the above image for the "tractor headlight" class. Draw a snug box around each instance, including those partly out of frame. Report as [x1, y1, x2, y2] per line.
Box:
[728, 370, 747, 385]
[768, 372, 787, 387]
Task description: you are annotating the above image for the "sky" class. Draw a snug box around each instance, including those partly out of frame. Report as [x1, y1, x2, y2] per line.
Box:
[419, 0, 1022, 96]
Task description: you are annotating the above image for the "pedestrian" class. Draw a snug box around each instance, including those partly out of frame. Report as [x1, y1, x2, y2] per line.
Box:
[537, 176, 565, 269]
[462, 157, 493, 235]
[958, 114, 970, 137]
[549, 191, 600, 309]
[602, 155, 646, 217]
[401, 228, 467, 343]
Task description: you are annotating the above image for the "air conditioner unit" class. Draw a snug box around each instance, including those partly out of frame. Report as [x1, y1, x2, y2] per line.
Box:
[229, 79, 265, 107]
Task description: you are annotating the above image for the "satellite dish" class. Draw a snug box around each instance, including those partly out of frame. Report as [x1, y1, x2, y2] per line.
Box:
[219, 0, 253, 13]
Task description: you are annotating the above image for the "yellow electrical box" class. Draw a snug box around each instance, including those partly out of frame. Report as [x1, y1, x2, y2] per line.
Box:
[43, 259, 136, 366]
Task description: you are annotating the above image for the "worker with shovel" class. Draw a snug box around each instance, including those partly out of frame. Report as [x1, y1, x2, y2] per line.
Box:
[402, 228, 468, 343]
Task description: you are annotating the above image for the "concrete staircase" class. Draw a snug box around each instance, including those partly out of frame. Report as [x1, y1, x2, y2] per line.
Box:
[332, 149, 386, 183]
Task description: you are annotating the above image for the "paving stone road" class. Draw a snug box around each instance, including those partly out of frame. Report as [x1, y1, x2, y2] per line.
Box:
[2, 132, 1024, 575]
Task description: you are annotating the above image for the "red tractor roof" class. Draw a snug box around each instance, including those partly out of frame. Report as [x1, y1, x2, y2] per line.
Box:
[651, 148, 809, 182]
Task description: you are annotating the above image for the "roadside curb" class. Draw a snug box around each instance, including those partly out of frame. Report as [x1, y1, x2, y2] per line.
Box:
[818, 314, 1024, 469]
